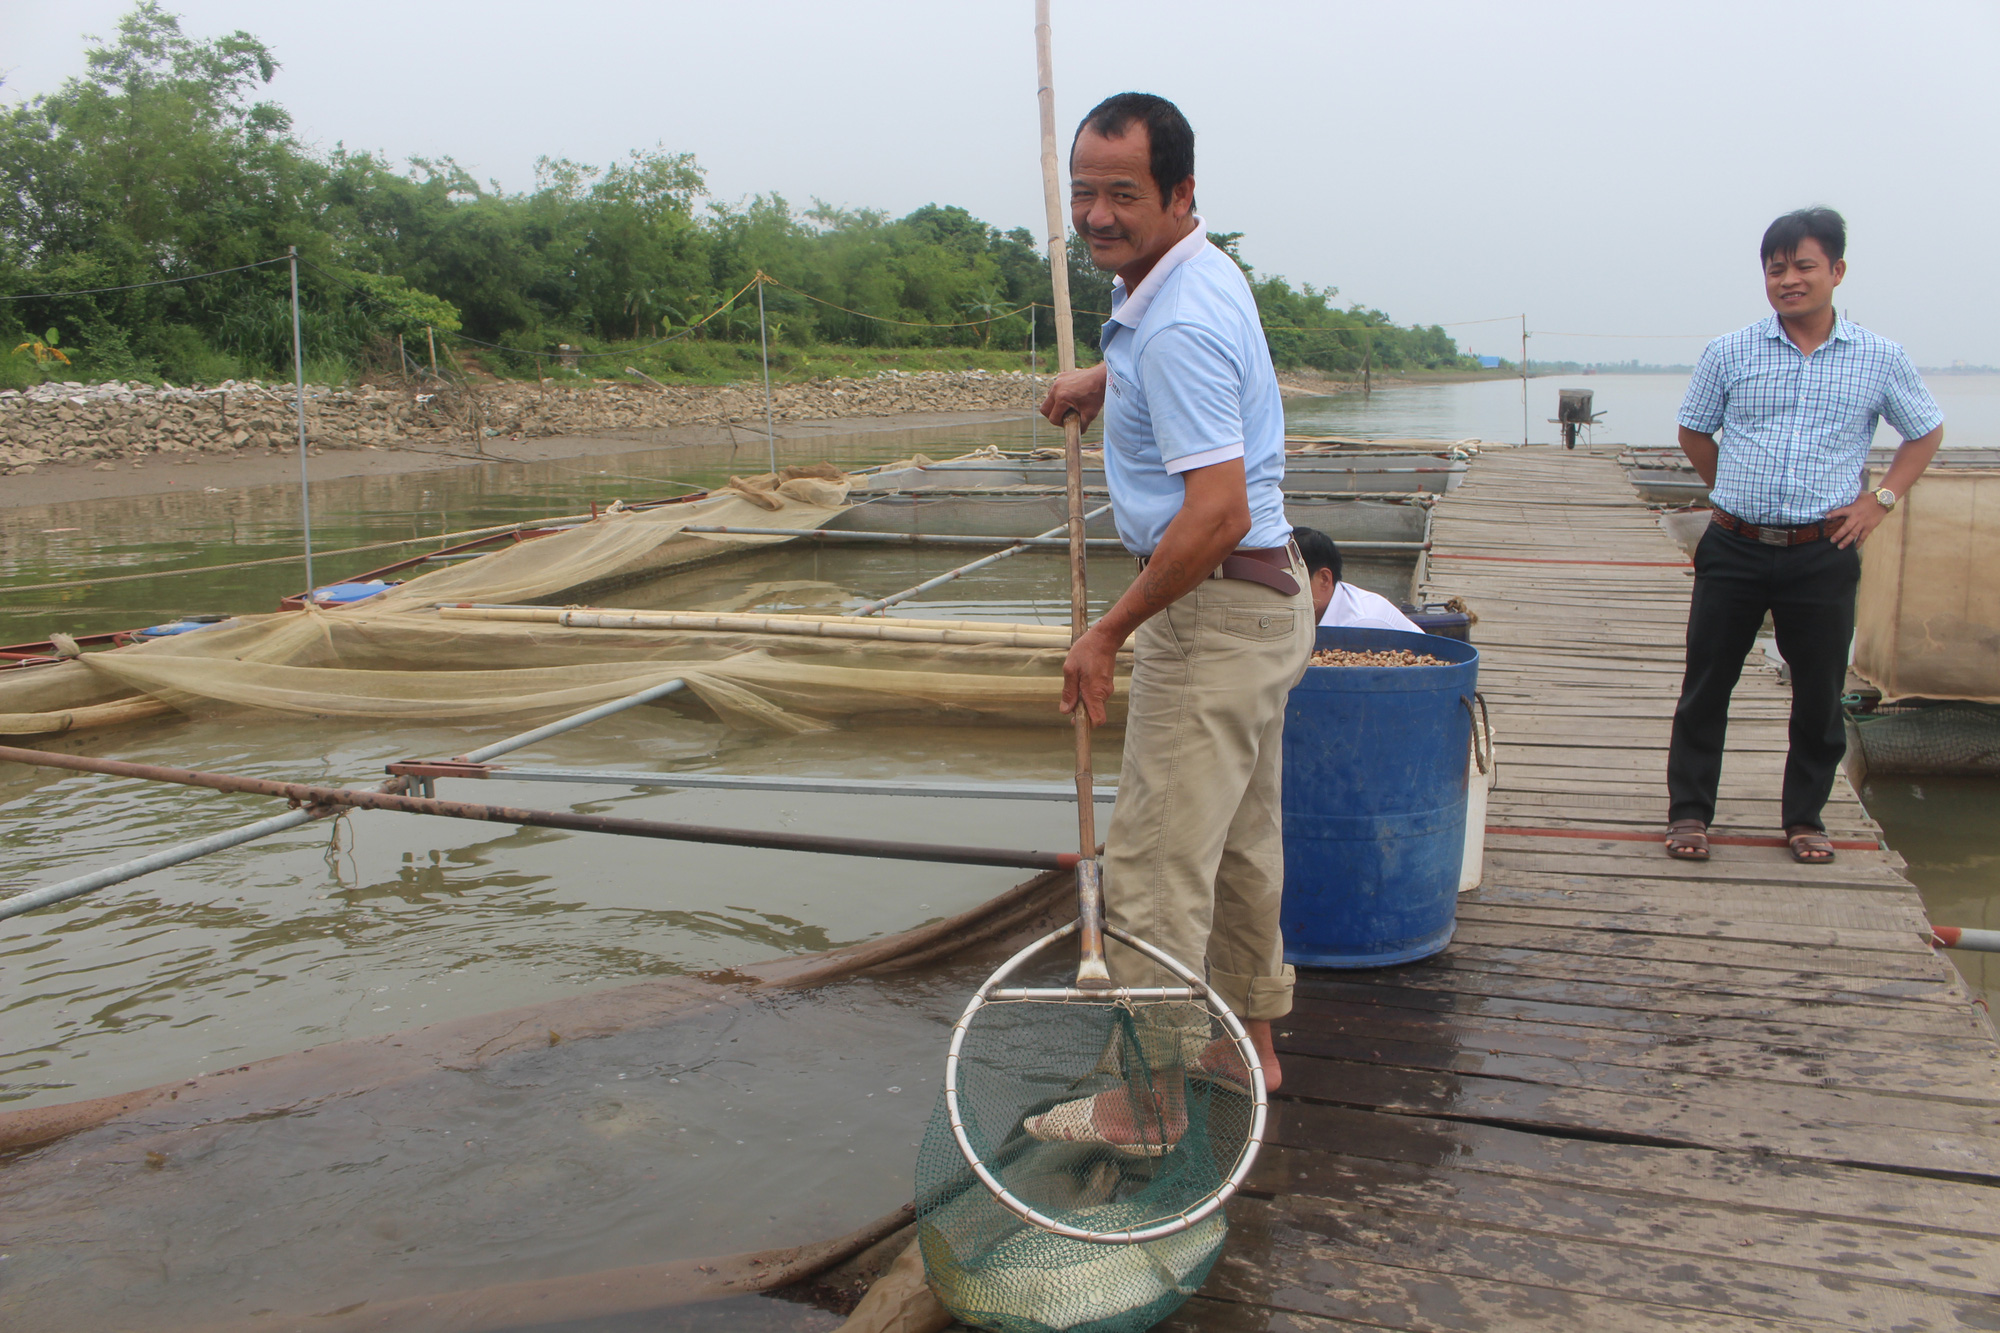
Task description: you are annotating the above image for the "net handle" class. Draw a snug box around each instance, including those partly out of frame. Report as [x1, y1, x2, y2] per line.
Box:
[940, 918, 1269, 1245]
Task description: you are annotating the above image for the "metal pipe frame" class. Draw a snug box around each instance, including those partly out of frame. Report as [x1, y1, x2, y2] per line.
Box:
[455, 679, 689, 764]
[386, 762, 1117, 803]
[847, 504, 1114, 618]
[682, 524, 1130, 550]
[0, 746, 1080, 875]
[849, 487, 1435, 504]
[681, 524, 1425, 553]
[0, 807, 326, 921]
[898, 461, 1462, 474]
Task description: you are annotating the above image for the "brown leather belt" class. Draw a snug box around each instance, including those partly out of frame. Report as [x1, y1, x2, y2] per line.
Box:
[1137, 542, 1301, 597]
[1710, 507, 1829, 547]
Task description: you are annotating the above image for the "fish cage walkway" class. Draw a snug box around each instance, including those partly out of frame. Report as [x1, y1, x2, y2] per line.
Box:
[1176, 446, 2000, 1331]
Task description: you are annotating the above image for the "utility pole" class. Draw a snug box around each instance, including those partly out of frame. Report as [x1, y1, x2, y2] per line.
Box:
[1520, 314, 1529, 447]
[288, 246, 315, 594]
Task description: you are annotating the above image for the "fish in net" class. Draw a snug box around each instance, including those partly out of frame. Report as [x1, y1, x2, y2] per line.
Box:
[912, 912, 1265, 1333]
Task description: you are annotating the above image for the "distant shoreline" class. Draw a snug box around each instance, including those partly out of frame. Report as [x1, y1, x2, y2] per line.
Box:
[0, 406, 1035, 514]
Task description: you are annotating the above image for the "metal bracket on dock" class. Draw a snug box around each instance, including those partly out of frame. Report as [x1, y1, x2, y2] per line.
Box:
[386, 760, 494, 780]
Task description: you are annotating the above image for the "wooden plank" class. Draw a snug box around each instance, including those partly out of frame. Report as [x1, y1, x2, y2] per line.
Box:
[1451, 901, 1928, 956]
[1321, 948, 1977, 1022]
[1199, 446, 2000, 1332]
[1203, 1199, 1856, 1333]
[1281, 997, 2000, 1100]
[1274, 1051, 2000, 1175]
[1266, 1101, 2000, 1237]
[1229, 1194, 1986, 1330]
[1290, 972, 1996, 1054]
[1248, 1148, 2000, 1299]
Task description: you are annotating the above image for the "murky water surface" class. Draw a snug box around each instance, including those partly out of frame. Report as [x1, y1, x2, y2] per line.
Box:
[3, 388, 1992, 1325]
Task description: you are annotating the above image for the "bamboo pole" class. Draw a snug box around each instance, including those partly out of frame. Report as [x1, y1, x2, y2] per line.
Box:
[1035, 0, 1110, 988]
[443, 606, 1074, 636]
[441, 605, 1089, 650]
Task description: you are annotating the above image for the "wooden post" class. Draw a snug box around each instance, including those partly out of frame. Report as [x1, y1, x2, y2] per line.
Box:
[1036, 0, 1110, 988]
[427, 325, 438, 377]
[757, 274, 777, 473]
[1362, 329, 1372, 396]
[288, 245, 315, 593]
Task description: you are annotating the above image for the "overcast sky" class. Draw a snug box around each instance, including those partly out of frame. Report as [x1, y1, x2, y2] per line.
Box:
[5, 0, 1997, 366]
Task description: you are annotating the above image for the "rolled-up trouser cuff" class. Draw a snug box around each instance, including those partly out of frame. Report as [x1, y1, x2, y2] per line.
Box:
[1209, 964, 1295, 1022]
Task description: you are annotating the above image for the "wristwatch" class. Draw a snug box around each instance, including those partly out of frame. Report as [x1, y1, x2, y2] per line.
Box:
[1872, 486, 1898, 511]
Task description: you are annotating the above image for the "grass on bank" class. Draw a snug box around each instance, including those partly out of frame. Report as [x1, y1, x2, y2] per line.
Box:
[0, 339, 1088, 393]
[508, 339, 1077, 388]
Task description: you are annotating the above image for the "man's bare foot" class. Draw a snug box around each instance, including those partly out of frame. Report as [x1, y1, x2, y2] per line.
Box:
[1246, 1019, 1282, 1094]
[1194, 1024, 1283, 1095]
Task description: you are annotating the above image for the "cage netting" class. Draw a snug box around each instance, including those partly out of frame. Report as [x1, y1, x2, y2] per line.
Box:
[1851, 701, 2000, 777]
[914, 995, 1253, 1332]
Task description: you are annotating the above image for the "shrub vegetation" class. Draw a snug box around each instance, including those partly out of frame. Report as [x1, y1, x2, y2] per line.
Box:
[0, 4, 1479, 387]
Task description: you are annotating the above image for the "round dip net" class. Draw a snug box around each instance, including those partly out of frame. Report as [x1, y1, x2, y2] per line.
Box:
[913, 921, 1264, 1333]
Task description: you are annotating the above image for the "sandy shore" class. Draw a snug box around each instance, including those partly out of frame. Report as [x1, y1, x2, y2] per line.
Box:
[0, 408, 1037, 512]
[1, 362, 1408, 512]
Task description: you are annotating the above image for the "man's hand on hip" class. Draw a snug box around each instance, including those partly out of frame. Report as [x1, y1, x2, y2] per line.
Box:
[1040, 363, 1108, 431]
[1061, 623, 1121, 728]
[1825, 493, 1889, 549]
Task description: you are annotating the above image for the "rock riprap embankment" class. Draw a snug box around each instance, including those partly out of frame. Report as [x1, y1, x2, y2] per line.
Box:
[0, 370, 1046, 475]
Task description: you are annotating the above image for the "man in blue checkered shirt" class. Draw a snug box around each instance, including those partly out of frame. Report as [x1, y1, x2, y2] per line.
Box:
[1665, 207, 1944, 865]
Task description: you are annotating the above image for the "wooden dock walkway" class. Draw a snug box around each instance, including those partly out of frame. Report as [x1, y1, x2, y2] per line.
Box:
[1179, 445, 2000, 1331]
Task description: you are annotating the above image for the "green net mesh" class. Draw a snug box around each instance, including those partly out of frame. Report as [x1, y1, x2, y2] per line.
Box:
[914, 995, 1252, 1333]
[1852, 702, 2000, 777]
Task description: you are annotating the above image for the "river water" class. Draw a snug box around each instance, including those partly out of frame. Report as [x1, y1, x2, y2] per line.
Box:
[1, 383, 1992, 1328]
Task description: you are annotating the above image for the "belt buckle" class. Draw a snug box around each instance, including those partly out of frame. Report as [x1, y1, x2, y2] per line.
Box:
[1755, 525, 1789, 546]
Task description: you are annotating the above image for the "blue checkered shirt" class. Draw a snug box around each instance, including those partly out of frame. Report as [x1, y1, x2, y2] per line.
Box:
[1678, 315, 1944, 525]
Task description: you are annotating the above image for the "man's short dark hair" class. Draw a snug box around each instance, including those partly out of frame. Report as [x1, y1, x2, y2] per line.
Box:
[1761, 207, 1846, 266]
[1072, 93, 1195, 203]
[1293, 526, 1341, 585]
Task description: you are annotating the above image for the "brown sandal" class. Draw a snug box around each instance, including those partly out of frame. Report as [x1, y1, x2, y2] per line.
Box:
[1665, 819, 1710, 861]
[1786, 826, 1835, 864]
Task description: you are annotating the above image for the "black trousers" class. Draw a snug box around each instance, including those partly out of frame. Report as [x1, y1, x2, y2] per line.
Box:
[1666, 522, 1861, 832]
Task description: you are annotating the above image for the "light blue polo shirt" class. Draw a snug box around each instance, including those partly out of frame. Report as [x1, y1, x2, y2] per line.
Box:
[1099, 218, 1290, 556]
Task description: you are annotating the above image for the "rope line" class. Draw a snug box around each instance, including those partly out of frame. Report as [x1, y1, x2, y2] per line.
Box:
[0, 517, 611, 594]
[1530, 330, 1712, 340]
[759, 275, 1036, 329]
[0, 256, 290, 302]
[297, 262, 760, 363]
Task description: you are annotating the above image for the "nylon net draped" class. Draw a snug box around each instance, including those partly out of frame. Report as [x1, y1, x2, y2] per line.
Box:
[914, 993, 1252, 1333]
[0, 465, 1133, 736]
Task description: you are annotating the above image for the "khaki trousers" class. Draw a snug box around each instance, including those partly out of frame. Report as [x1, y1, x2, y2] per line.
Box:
[1102, 547, 1313, 1021]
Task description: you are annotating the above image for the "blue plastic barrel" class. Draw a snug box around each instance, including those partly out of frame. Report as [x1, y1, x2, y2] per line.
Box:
[1281, 626, 1479, 968]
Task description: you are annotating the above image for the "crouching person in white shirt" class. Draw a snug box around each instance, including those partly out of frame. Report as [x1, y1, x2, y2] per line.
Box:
[1294, 526, 1491, 891]
[1294, 526, 1422, 632]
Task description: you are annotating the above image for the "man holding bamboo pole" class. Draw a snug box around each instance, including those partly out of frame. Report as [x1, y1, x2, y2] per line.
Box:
[1039, 93, 1311, 1139]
